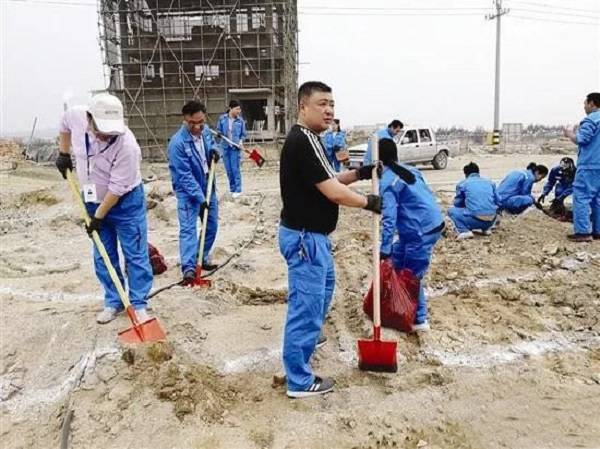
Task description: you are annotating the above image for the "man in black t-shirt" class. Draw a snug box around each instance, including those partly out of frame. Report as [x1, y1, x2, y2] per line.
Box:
[279, 81, 381, 398]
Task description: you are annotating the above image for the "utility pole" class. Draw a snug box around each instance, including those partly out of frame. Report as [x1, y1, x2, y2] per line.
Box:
[486, 0, 509, 145]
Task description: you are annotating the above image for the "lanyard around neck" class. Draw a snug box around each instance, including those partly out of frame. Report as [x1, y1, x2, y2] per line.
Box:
[85, 133, 117, 178]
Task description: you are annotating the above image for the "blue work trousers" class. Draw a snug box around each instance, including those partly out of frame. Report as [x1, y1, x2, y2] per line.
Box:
[500, 195, 534, 215]
[573, 169, 600, 235]
[176, 191, 219, 273]
[223, 147, 242, 193]
[391, 230, 442, 324]
[85, 184, 153, 310]
[448, 207, 495, 233]
[278, 225, 335, 392]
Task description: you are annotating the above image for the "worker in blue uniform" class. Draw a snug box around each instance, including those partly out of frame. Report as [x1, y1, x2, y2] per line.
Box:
[564, 92, 600, 242]
[217, 100, 247, 198]
[168, 100, 220, 283]
[537, 157, 576, 217]
[496, 162, 548, 215]
[363, 120, 403, 165]
[448, 162, 499, 239]
[379, 138, 444, 332]
[323, 119, 347, 171]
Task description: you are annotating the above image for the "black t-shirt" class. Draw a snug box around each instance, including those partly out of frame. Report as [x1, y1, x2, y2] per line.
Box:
[280, 124, 338, 234]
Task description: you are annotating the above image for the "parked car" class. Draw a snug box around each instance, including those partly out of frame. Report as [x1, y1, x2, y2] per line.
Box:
[347, 126, 458, 170]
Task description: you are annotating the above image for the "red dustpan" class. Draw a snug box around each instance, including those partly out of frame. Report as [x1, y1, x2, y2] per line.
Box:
[357, 133, 398, 372]
[186, 159, 216, 288]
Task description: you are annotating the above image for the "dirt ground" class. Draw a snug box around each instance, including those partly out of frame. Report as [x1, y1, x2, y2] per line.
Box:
[1, 153, 599, 449]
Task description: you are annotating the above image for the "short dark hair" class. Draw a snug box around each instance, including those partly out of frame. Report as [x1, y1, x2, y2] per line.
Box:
[388, 120, 403, 129]
[586, 92, 600, 108]
[229, 99, 241, 109]
[463, 162, 480, 177]
[182, 100, 206, 116]
[298, 81, 332, 105]
[527, 162, 548, 177]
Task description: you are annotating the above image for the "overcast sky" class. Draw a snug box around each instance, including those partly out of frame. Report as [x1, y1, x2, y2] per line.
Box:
[1, 0, 599, 136]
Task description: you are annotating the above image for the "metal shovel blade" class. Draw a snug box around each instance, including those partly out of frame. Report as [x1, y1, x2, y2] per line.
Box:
[357, 338, 398, 373]
[248, 149, 266, 167]
[184, 265, 211, 288]
[118, 308, 166, 344]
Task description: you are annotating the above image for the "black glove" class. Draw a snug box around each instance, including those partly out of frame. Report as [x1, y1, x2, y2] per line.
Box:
[363, 194, 382, 214]
[199, 201, 208, 219]
[537, 194, 546, 204]
[356, 162, 382, 180]
[380, 253, 391, 260]
[209, 150, 220, 164]
[86, 216, 102, 238]
[55, 152, 73, 179]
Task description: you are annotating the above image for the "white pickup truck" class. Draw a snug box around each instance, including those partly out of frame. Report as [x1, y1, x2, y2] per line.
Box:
[347, 126, 458, 170]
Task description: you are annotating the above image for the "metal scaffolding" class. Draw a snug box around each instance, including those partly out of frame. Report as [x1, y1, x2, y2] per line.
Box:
[97, 0, 298, 160]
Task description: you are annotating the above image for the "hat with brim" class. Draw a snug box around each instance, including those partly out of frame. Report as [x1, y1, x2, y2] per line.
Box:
[89, 93, 125, 135]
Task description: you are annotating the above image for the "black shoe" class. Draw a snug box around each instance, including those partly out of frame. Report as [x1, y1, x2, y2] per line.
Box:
[316, 334, 327, 349]
[593, 234, 600, 241]
[567, 233, 593, 242]
[202, 262, 218, 271]
[287, 376, 334, 398]
[182, 270, 196, 285]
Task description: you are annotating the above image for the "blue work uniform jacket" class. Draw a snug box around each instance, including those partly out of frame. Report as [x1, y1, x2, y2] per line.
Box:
[542, 166, 574, 200]
[497, 169, 535, 206]
[168, 124, 217, 203]
[363, 127, 395, 164]
[576, 110, 600, 169]
[216, 113, 247, 150]
[453, 173, 499, 216]
[380, 165, 443, 255]
[324, 130, 347, 155]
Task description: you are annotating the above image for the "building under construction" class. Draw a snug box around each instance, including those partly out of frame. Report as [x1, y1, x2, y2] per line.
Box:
[98, 0, 298, 160]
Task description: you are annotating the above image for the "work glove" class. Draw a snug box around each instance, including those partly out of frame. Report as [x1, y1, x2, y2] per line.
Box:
[209, 149, 220, 164]
[356, 162, 382, 180]
[363, 194, 382, 214]
[55, 152, 73, 179]
[199, 201, 208, 219]
[86, 216, 102, 238]
[537, 194, 546, 204]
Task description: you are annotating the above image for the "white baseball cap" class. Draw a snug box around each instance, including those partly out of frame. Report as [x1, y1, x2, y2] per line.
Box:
[89, 93, 125, 135]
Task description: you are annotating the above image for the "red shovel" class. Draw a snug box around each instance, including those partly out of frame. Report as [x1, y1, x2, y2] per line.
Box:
[208, 128, 266, 167]
[357, 133, 398, 372]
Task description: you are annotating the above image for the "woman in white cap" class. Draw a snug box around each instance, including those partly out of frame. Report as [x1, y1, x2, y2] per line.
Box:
[56, 93, 153, 324]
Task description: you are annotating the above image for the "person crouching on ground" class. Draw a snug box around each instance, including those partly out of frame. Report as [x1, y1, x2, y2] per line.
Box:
[379, 138, 445, 332]
[496, 162, 548, 215]
[537, 157, 576, 219]
[448, 162, 499, 240]
[279, 81, 382, 398]
[55, 93, 153, 324]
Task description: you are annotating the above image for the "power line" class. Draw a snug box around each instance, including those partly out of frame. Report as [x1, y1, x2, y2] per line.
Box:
[511, 7, 600, 20]
[298, 12, 484, 17]
[6, 0, 96, 6]
[510, 14, 600, 26]
[509, 0, 600, 14]
[299, 6, 489, 11]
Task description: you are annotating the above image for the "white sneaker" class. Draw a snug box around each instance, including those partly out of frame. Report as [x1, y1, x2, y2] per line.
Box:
[232, 192, 241, 199]
[457, 231, 474, 240]
[412, 321, 430, 332]
[135, 308, 151, 323]
[96, 307, 119, 324]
